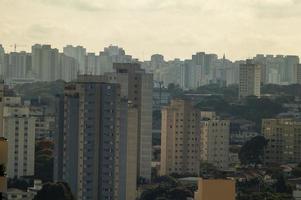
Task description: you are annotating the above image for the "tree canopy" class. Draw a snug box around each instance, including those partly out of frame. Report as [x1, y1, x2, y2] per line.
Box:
[239, 136, 268, 166]
[34, 182, 75, 200]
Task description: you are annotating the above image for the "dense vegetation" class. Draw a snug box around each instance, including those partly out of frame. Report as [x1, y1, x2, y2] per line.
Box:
[14, 80, 65, 106]
[35, 140, 54, 182]
[34, 182, 75, 200]
[140, 176, 194, 200]
[239, 136, 268, 166]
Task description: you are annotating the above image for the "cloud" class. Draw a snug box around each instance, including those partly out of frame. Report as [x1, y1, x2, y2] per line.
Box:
[34, 0, 104, 11]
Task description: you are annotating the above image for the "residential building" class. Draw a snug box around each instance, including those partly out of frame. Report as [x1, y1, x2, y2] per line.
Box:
[55, 76, 121, 200]
[32, 44, 59, 82]
[294, 184, 301, 200]
[200, 117, 230, 170]
[239, 59, 261, 99]
[194, 178, 236, 200]
[3, 105, 36, 178]
[0, 137, 8, 194]
[5, 52, 31, 81]
[3, 189, 33, 200]
[63, 45, 86, 74]
[119, 102, 138, 200]
[297, 64, 301, 84]
[160, 100, 200, 176]
[0, 45, 5, 76]
[105, 63, 153, 181]
[263, 118, 301, 165]
[0, 81, 4, 138]
[57, 54, 78, 82]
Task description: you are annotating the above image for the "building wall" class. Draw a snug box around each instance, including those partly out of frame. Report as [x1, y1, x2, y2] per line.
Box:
[61, 81, 121, 200]
[239, 60, 261, 98]
[160, 100, 200, 176]
[3, 110, 36, 178]
[106, 63, 153, 181]
[194, 178, 235, 200]
[200, 120, 230, 170]
[263, 118, 301, 165]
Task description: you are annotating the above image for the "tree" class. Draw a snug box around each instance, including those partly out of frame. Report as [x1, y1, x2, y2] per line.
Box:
[34, 182, 75, 200]
[35, 140, 54, 182]
[275, 175, 291, 194]
[0, 164, 5, 176]
[140, 176, 193, 200]
[239, 136, 268, 166]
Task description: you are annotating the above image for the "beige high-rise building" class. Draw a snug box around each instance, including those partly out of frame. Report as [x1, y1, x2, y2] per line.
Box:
[194, 178, 236, 200]
[200, 118, 230, 170]
[160, 100, 200, 176]
[263, 118, 301, 165]
[239, 59, 261, 99]
[0, 137, 8, 193]
[106, 63, 153, 181]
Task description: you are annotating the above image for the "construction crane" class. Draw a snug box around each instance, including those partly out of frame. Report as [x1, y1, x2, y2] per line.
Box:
[10, 44, 27, 52]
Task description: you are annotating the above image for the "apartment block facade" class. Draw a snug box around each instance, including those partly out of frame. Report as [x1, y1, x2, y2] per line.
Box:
[239, 59, 261, 99]
[160, 100, 200, 176]
[263, 118, 301, 165]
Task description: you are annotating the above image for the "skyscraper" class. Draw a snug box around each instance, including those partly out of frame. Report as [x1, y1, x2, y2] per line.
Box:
[3, 102, 36, 178]
[0, 45, 5, 77]
[105, 63, 153, 181]
[54, 76, 128, 200]
[6, 51, 31, 80]
[160, 100, 200, 176]
[239, 59, 261, 99]
[297, 64, 301, 84]
[32, 44, 59, 81]
[63, 45, 86, 74]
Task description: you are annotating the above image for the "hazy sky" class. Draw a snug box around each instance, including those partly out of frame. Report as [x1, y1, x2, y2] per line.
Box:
[1, 0, 301, 60]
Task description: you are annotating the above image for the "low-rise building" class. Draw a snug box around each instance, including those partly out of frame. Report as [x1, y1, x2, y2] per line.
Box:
[194, 178, 236, 200]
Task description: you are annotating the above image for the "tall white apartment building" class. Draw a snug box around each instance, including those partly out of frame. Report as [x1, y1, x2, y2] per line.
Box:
[3, 106, 35, 178]
[239, 59, 261, 99]
[200, 116, 230, 170]
[63, 45, 86, 74]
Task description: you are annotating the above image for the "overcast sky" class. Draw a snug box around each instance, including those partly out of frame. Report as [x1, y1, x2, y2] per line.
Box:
[1, 0, 301, 60]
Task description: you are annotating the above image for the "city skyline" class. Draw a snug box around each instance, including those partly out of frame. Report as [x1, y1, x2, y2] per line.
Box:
[2, 0, 301, 60]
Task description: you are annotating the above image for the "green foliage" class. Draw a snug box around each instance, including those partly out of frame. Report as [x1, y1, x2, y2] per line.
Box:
[239, 136, 268, 166]
[35, 140, 54, 182]
[0, 164, 5, 176]
[237, 192, 293, 200]
[292, 164, 301, 177]
[275, 175, 292, 194]
[167, 83, 184, 98]
[140, 176, 193, 200]
[14, 80, 65, 106]
[34, 182, 75, 200]
[262, 84, 301, 98]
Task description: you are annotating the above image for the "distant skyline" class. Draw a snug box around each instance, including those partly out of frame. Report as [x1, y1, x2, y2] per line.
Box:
[1, 0, 301, 60]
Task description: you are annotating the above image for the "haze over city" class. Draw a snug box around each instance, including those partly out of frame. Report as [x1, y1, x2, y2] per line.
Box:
[1, 0, 301, 200]
[2, 0, 301, 60]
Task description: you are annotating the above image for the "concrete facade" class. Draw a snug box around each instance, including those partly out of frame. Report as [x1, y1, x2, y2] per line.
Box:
[263, 118, 301, 165]
[239, 59, 261, 99]
[200, 119, 230, 170]
[194, 178, 236, 200]
[160, 100, 200, 176]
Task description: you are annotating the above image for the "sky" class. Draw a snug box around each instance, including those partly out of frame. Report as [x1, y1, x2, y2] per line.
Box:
[1, 0, 301, 61]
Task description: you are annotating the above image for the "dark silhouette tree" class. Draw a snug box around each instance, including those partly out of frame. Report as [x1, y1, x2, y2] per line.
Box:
[34, 182, 75, 200]
[239, 136, 268, 166]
